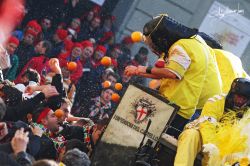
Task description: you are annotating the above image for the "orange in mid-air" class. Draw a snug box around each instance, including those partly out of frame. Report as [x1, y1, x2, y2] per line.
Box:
[67, 61, 77, 71]
[131, 31, 143, 42]
[54, 109, 64, 118]
[111, 93, 120, 102]
[103, 80, 111, 88]
[101, 56, 112, 67]
[115, 83, 123, 91]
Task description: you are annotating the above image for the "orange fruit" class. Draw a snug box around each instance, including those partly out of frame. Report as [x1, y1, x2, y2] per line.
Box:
[102, 80, 111, 88]
[111, 93, 120, 102]
[149, 79, 161, 89]
[131, 31, 143, 42]
[67, 61, 77, 71]
[54, 109, 64, 118]
[101, 56, 112, 67]
[115, 83, 123, 91]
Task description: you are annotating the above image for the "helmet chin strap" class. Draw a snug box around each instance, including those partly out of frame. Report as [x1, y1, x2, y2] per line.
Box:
[148, 14, 165, 38]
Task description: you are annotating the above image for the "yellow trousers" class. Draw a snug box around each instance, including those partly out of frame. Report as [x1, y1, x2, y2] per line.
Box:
[174, 129, 203, 166]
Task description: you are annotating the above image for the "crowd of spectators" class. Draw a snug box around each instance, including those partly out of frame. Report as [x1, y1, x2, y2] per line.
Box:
[0, 0, 149, 165]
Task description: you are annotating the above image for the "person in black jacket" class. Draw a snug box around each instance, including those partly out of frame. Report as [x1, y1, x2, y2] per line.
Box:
[22, 0, 65, 26]
[51, 29, 68, 58]
[15, 30, 36, 76]
[0, 97, 46, 159]
[40, 16, 54, 41]
[0, 58, 64, 122]
[1, 58, 64, 160]
[78, 16, 102, 41]
[31, 107, 107, 158]
[1, 83, 59, 122]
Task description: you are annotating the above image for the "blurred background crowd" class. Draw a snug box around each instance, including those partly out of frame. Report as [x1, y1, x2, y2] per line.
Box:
[0, 0, 150, 165]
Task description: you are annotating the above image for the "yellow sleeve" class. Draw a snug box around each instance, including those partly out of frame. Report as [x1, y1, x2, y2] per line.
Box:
[165, 45, 191, 79]
[199, 121, 217, 144]
[199, 95, 225, 144]
[165, 60, 186, 78]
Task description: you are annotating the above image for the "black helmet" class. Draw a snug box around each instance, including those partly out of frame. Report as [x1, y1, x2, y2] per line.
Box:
[143, 14, 198, 56]
[225, 78, 250, 110]
[198, 32, 223, 49]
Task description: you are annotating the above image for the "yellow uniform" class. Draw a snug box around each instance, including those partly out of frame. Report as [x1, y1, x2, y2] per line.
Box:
[214, 49, 249, 93]
[174, 94, 226, 166]
[159, 35, 222, 119]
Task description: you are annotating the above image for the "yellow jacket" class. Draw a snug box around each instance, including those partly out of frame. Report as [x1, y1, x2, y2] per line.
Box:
[159, 35, 222, 119]
[214, 49, 249, 93]
[199, 94, 226, 144]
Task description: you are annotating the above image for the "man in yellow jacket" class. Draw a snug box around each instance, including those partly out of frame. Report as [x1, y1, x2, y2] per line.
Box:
[174, 78, 250, 166]
[125, 14, 222, 138]
[198, 32, 249, 93]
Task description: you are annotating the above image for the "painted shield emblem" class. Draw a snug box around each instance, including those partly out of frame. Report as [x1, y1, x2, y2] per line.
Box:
[136, 106, 148, 122]
[131, 98, 156, 124]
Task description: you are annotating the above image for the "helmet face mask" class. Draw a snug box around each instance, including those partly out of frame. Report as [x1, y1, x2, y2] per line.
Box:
[226, 78, 250, 111]
[143, 15, 166, 56]
[143, 36, 162, 57]
[143, 14, 198, 56]
[233, 94, 250, 110]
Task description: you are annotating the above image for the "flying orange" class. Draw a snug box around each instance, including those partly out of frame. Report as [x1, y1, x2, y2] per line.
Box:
[101, 56, 112, 67]
[54, 109, 64, 118]
[67, 61, 77, 71]
[111, 93, 120, 102]
[115, 83, 123, 91]
[103, 80, 111, 88]
[131, 31, 143, 42]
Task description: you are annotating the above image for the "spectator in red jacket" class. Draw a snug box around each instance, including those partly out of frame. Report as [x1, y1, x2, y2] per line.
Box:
[80, 40, 94, 66]
[91, 45, 106, 67]
[58, 43, 83, 84]
[26, 20, 42, 36]
[25, 20, 43, 44]
[51, 29, 68, 58]
[15, 40, 52, 84]
[61, 39, 74, 55]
